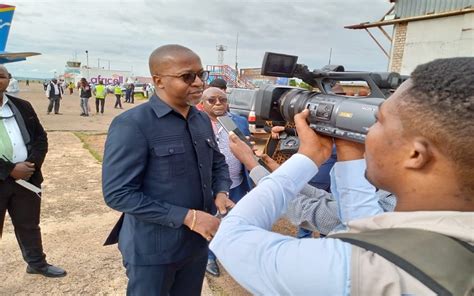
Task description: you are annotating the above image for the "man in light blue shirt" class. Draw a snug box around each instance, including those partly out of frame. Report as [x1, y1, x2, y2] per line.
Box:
[210, 57, 474, 295]
[227, 137, 396, 235]
[210, 123, 370, 294]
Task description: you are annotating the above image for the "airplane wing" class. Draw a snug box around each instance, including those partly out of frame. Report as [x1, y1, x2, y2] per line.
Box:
[0, 5, 41, 64]
[0, 51, 41, 63]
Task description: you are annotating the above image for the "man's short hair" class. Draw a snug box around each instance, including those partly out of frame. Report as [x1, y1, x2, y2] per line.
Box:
[148, 44, 197, 76]
[209, 78, 227, 90]
[398, 57, 474, 195]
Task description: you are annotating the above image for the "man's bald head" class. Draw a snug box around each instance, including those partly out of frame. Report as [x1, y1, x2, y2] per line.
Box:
[148, 44, 198, 76]
[0, 65, 8, 76]
[202, 87, 226, 100]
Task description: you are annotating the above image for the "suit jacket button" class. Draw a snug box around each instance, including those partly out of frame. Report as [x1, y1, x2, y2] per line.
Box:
[169, 148, 174, 154]
[169, 222, 175, 227]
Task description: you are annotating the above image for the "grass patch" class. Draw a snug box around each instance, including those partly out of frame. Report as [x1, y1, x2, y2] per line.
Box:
[73, 132, 105, 163]
[133, 93, 149, 100]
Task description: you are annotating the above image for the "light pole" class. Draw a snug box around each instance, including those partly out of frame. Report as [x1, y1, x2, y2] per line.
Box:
[85, 50, 89, 79]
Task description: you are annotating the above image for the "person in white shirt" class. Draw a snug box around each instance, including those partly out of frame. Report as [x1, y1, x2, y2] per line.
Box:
[6, 73, 19, 94]
[0, 65, 66, 278]
[45, 78, 63, 115]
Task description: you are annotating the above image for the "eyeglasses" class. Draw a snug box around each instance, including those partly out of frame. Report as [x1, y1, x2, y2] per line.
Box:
[157, 70, 209, 85]
[205, 96, 228, 105]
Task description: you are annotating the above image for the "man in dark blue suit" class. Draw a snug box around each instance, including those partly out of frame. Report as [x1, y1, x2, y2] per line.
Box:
[102, 45, 234, 296]
[200, 86, 253, 276]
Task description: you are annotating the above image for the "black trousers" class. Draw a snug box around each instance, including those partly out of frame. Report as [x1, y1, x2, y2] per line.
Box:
[114, 95, 122, 108]
[96, 98, 105, 113]
[47, 96, 61, 114]
[0, 179, 47, 268]
[124, 253, 207, 296]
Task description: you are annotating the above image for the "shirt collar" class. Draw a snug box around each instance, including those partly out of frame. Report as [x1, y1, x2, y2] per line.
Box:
[149, 94, 198, 119]
[1, 94, 9, 108]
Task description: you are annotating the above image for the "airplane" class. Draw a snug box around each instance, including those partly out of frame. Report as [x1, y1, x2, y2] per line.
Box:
[0, 4, 40, 63]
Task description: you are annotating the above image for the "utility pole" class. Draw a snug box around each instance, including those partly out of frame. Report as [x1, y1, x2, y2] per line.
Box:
[85, 50, 89, 79]
[235, 32, 239, 74]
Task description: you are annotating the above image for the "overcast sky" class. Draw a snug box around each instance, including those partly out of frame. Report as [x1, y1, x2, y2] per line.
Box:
[4, 0, 393, 78]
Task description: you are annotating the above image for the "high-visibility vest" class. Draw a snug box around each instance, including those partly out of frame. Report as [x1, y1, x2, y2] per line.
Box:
[95, 84, 107, 99]
[114, 86, 122, 95]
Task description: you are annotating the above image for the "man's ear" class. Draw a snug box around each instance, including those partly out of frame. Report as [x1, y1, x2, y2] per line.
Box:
[405, 138, 433, 169]
[153, 75, 164, 89]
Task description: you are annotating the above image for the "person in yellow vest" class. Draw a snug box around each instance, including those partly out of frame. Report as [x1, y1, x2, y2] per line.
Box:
[68, 82, 74, 95]
[113, 83, 123, 109]
[93, 80, 107, 115]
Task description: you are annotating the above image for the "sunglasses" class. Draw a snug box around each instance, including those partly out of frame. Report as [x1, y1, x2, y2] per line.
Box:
[158, 70, 209, 85]
[205, 96, 228, 105]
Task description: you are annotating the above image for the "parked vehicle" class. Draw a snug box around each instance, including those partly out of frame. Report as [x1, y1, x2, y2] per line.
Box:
[227, 88, 266, 134]
[133, 83, 147, 97]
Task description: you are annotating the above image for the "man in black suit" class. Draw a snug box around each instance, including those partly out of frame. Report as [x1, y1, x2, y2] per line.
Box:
[0, 65, 66, 277]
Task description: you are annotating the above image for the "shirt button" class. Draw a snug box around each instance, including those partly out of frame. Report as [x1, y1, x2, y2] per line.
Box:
[203, 184, 207, 189]
[204, 207, 209, 212]
[194, 141, 197, 145]
[169, 222, 175, 227]
[199, 163, 203, 168]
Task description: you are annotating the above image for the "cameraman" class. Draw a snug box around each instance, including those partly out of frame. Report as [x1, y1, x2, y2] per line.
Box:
[210, 58, 473, 295]
[228, 137, 395, 235]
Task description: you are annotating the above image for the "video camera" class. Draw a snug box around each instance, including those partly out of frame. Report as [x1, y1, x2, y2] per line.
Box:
[255, 52, 404, 143]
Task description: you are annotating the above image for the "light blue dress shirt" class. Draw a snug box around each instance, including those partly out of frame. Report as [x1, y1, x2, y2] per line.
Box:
[210, 154, 381, 295]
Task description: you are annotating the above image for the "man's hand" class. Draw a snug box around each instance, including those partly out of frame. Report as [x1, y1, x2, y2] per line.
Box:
[229, 132, 259, 170]
[10, 162, 35, 180]
[260, 154, 280, 172]
[215, 192, 235, 216]
[184, 210, 220, 241]
[294, 110, 333, 167]
[334, 138, 365, 161]
[271, 126, 285, 139]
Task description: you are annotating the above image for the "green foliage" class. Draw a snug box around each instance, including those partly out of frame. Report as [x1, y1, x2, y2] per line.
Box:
[289, 79, 297, 86]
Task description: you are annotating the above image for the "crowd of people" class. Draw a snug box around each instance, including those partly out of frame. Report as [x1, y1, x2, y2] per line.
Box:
[0, 44, 472, 296]
[40, 77, 155, 116]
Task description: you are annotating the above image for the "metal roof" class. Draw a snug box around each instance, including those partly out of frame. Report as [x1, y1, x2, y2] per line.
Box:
[394, 0, 473, 18]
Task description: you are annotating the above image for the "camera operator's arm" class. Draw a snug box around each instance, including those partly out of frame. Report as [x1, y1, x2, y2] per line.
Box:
[211, 111, 351, 295]
[288, 165, 397, 234]
[229, 131, 340, 234]
[331, 139, 383, 223]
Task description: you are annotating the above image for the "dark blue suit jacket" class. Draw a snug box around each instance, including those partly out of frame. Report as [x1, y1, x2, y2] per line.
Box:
[102, 95, 231, 265]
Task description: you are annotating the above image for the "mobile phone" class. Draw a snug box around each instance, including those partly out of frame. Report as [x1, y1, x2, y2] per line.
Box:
[217, 115, 252, 146]
[217, 115, 268, 169]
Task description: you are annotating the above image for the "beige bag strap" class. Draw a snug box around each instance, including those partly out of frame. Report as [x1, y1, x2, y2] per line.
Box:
[330, 228, 474, 296]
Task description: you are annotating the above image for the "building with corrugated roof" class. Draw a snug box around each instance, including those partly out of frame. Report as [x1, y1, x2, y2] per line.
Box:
[346, 0, 473, 75]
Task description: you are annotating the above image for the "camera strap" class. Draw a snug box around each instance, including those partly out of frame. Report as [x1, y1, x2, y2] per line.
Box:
[329, 228, 474, 296]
